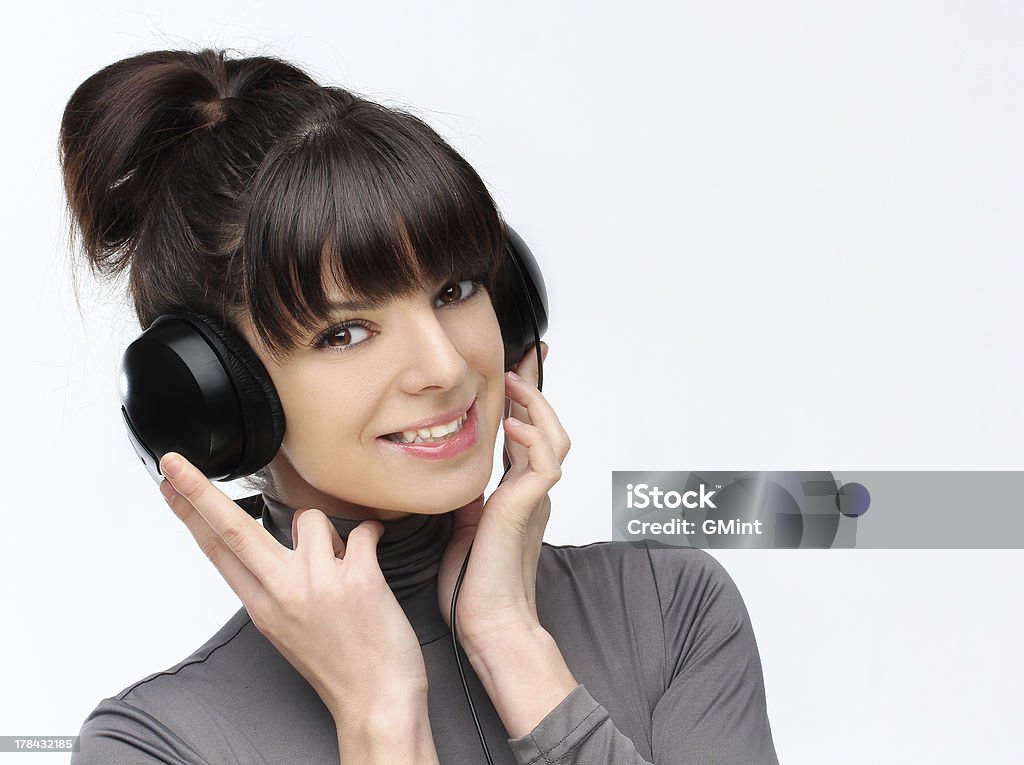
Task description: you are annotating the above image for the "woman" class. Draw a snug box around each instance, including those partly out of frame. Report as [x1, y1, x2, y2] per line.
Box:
[61, 48, 779, 764]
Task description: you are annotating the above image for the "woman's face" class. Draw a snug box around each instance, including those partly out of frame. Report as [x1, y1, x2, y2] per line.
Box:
[236, 274, 507, 521]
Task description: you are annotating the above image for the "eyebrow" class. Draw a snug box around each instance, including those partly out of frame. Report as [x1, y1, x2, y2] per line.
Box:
[327, 295, 392, 311]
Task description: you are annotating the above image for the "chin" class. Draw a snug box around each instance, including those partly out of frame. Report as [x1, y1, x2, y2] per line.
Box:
[406, 477, 490, 516]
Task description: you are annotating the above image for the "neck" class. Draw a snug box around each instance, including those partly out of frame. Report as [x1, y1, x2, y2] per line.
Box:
[257, 493, 455, 605]
[260, 456, 414, 522]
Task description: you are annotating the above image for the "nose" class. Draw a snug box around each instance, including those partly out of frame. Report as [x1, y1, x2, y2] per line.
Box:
[394, 306, 468, 393]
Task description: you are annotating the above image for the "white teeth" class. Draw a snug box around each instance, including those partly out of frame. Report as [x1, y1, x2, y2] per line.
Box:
[390, 411, 468, 444]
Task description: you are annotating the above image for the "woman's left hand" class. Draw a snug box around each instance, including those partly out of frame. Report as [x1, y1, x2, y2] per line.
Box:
[437, 341, 569, 652]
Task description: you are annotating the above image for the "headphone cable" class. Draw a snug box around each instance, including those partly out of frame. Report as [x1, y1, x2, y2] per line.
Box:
[450, 332, 544, 764]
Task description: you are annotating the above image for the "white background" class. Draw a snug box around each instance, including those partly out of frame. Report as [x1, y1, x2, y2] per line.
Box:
[3, 1, 1022, 762]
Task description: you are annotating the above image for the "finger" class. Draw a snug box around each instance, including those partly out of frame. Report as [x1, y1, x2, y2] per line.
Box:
[160, 452, 282, 577]
[502, 437, 524, 478]
[507, 341, 546, 428]
[504, 375, 530, 472]
[504, 372, 571, 464]
[502, 441, 513, 475]
[339, 520, 385, 569]
[294, 508, 346, 561]
[501, 417, 563, 494]
[510, 341, 548, 384]
[502, 395, 517, 476]
[484, 420, 561, 550]
[160, 479, 264, 603]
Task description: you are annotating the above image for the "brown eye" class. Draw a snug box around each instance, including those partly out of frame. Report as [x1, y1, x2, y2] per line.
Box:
[435, 279, 481, 307]
[314, 321, 375, 352]
[324, 328, 353, 348]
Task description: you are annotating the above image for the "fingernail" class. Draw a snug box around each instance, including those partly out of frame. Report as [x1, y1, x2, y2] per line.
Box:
[507, 370, 522, 382]
[506, 416, 524, 427]
[161, 453, 182, 478]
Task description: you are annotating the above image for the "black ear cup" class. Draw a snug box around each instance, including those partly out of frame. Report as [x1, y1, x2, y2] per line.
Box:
[497, 226, 549, 372]
[118, 223, 547, 482]
[118, 311, 285, 483]
[177, 311, 287, 478]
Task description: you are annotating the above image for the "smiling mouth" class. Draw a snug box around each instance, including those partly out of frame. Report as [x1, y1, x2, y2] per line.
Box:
[382, 404, 472, 444]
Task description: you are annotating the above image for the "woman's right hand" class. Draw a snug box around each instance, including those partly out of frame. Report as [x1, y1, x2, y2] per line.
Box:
[156, 451, 429, 723]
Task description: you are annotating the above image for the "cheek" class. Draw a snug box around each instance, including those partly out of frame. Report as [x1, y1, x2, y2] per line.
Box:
[273, 368, 376, 451]
[452, 305, 506, 424]
[464, 301, 505, 370]
[479, 322, 509, 425]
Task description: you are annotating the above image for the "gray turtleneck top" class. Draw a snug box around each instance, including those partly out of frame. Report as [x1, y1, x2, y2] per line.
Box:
[71, 494, 779, 764]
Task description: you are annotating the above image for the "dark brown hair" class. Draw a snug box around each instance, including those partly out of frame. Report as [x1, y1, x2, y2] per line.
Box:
[58, 47, 510, 496]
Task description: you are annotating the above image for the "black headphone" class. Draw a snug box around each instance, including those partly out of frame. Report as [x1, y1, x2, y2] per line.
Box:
[117, 224, 548, 485]
[117, 223, 546, 765]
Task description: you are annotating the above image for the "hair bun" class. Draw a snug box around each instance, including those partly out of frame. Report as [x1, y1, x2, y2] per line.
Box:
[58, 49, 239, 276]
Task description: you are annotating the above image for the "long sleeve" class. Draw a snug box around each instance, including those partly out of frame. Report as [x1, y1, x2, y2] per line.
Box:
[70, 698, 207, 765]
[506, 546, 779, 764]
[507, 682, 649, 762]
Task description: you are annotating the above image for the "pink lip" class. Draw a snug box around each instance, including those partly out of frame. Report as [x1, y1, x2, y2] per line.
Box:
[381, 397, 477, 436]
[377, 397, 479, 461]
